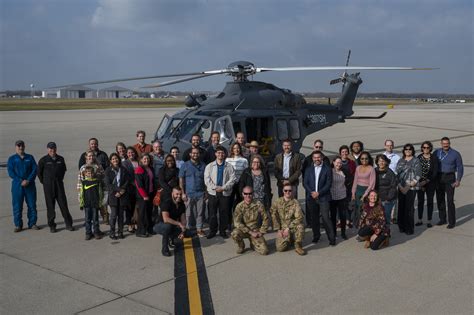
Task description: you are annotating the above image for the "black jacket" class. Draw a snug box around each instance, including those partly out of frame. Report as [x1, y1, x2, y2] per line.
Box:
[158, 165, 179, 201]
[38, 154, 67, 184]
[375, 168, 398, 202]
[238, 168, 272, 209]
[182, 146, 209, 164]
[105, 166, 130, 207]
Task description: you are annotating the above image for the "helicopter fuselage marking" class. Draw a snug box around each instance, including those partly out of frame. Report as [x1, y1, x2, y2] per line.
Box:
[306, 114, 328, 125]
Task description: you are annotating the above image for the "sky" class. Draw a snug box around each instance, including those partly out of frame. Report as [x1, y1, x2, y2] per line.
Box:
[1, 0, 473, 94]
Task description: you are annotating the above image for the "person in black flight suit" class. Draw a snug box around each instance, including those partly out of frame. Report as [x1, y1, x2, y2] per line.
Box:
[38, 142, 74, 233]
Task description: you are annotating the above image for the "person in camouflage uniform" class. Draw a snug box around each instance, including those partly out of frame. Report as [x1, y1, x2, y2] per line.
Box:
[231, 186, 269, 255]
[271, 183, 307, 255]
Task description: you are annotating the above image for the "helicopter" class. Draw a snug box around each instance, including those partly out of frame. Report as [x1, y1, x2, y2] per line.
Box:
[51, 51, 435, 160]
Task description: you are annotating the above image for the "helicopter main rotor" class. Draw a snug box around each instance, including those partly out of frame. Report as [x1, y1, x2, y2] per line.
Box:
[48, 55, 437, 90]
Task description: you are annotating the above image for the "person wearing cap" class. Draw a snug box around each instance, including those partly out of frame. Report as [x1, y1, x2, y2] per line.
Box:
[38, 142, 74, 233]
[246, 141, 260, 163]
[7, 140, 40, 232]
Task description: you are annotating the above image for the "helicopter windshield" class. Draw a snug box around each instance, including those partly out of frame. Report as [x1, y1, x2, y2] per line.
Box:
[178, 118, 212, 142]
[214, 115, 234, 145]
[156, 116, 182, 140]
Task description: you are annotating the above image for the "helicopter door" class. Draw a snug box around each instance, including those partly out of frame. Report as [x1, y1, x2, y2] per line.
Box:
[214, 115, 235, 147]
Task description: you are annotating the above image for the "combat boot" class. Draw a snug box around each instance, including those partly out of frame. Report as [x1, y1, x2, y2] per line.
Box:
[295, 243, 307, 256]
[236, 241, 245, 254]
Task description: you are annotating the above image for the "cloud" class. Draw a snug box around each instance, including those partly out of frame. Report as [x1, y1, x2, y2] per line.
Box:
[1, 0, 472, 93]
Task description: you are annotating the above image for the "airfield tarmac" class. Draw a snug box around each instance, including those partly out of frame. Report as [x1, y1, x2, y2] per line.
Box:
[0, 103, 473, 314]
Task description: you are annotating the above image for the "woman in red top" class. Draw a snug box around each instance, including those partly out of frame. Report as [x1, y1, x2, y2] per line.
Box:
[135, 153, 155, 237]
[358, 190, 390, 250]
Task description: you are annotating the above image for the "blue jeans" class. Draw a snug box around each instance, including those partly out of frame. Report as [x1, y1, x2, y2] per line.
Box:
[11, 182, 37, 228]
[382, 200, 395, 225]
[84, 207, 100, 235]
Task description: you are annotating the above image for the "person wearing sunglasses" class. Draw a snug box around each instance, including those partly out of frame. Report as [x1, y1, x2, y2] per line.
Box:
[8, 140, 40, 232]
[396, 144, 421, 235]
[270, 183, 306, 255]
[416, 141, 439, 228]
[231, 186, 269, 255]
[351, 151, 375, 227]
[434, 137, 464, 229]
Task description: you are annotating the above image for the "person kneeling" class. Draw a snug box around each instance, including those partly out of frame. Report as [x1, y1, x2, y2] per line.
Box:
[358, 190, 390, 250]
[154, 187, 187, 257]
[231, 186, 269, 255]
[271, 183, 306, 255]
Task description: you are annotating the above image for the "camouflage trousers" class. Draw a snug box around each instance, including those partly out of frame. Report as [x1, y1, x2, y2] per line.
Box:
[231, 228, 269, 255]
[275, 224, 305, 252]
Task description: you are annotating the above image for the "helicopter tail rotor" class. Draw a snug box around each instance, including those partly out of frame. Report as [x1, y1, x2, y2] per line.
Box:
[329, 50, 351, 91]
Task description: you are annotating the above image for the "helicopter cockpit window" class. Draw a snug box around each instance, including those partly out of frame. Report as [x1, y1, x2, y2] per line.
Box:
[289, 119, 300, 140]
[165, 118, 182, 138]
[179, 118, 212, 142]
[277, 119, 289, 140]
[155, 115, 170, 140]
[214, 116, 234, 144]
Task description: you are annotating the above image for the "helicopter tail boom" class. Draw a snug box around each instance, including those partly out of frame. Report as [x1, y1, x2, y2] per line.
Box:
[335, 73, 362, 117]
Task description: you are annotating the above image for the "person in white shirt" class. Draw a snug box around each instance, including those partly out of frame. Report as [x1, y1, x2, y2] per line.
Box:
[383, 139, 401, 174]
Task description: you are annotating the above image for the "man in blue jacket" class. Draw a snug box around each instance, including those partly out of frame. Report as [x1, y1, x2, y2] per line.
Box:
[303, 151, 335, 246]
[7, 140, 40, 232]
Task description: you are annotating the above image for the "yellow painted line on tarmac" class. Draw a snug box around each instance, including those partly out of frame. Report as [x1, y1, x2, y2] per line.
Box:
[183, 237, 203, 315]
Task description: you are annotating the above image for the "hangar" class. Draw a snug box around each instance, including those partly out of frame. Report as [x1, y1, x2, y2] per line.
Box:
[96, 85, 132, 98]
[42, 85, 96, 99]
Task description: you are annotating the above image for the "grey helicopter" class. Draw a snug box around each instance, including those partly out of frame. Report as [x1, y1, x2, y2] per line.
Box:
[51, 51, 435, 160]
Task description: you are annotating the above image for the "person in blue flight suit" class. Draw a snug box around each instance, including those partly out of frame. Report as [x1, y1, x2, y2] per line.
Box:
[7, 140, 40, 232]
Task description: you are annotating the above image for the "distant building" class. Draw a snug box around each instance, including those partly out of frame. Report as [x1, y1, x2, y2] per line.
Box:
[42, 85, 96, 99]
[455, 99, 466, 103]
[96, 86, 132, 98]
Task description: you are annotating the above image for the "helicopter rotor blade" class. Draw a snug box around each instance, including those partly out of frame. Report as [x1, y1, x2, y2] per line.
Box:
[141, 73, 221, 88]
[257, 66, 438, 72]
[48, 69, 229, 89]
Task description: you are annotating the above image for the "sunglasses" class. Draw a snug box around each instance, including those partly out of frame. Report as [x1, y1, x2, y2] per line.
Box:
[283, 190, 292, 193]
[422, 146, 430, 149]
[243, 192, 252, 196]
[404, 148, 413, 151]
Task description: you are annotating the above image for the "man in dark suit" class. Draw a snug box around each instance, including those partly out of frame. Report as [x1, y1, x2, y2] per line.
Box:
[303, 151, 335, 246]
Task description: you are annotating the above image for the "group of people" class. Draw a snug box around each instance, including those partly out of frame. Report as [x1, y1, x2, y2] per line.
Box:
[7, 130, 464, 257]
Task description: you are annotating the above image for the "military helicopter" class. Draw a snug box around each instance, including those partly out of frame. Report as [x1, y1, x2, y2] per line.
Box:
[51, 51, 435, 160]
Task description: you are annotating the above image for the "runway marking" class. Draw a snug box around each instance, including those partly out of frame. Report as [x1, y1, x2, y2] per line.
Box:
[175, 237, 214, 315]
[184, 237, 203, 314]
